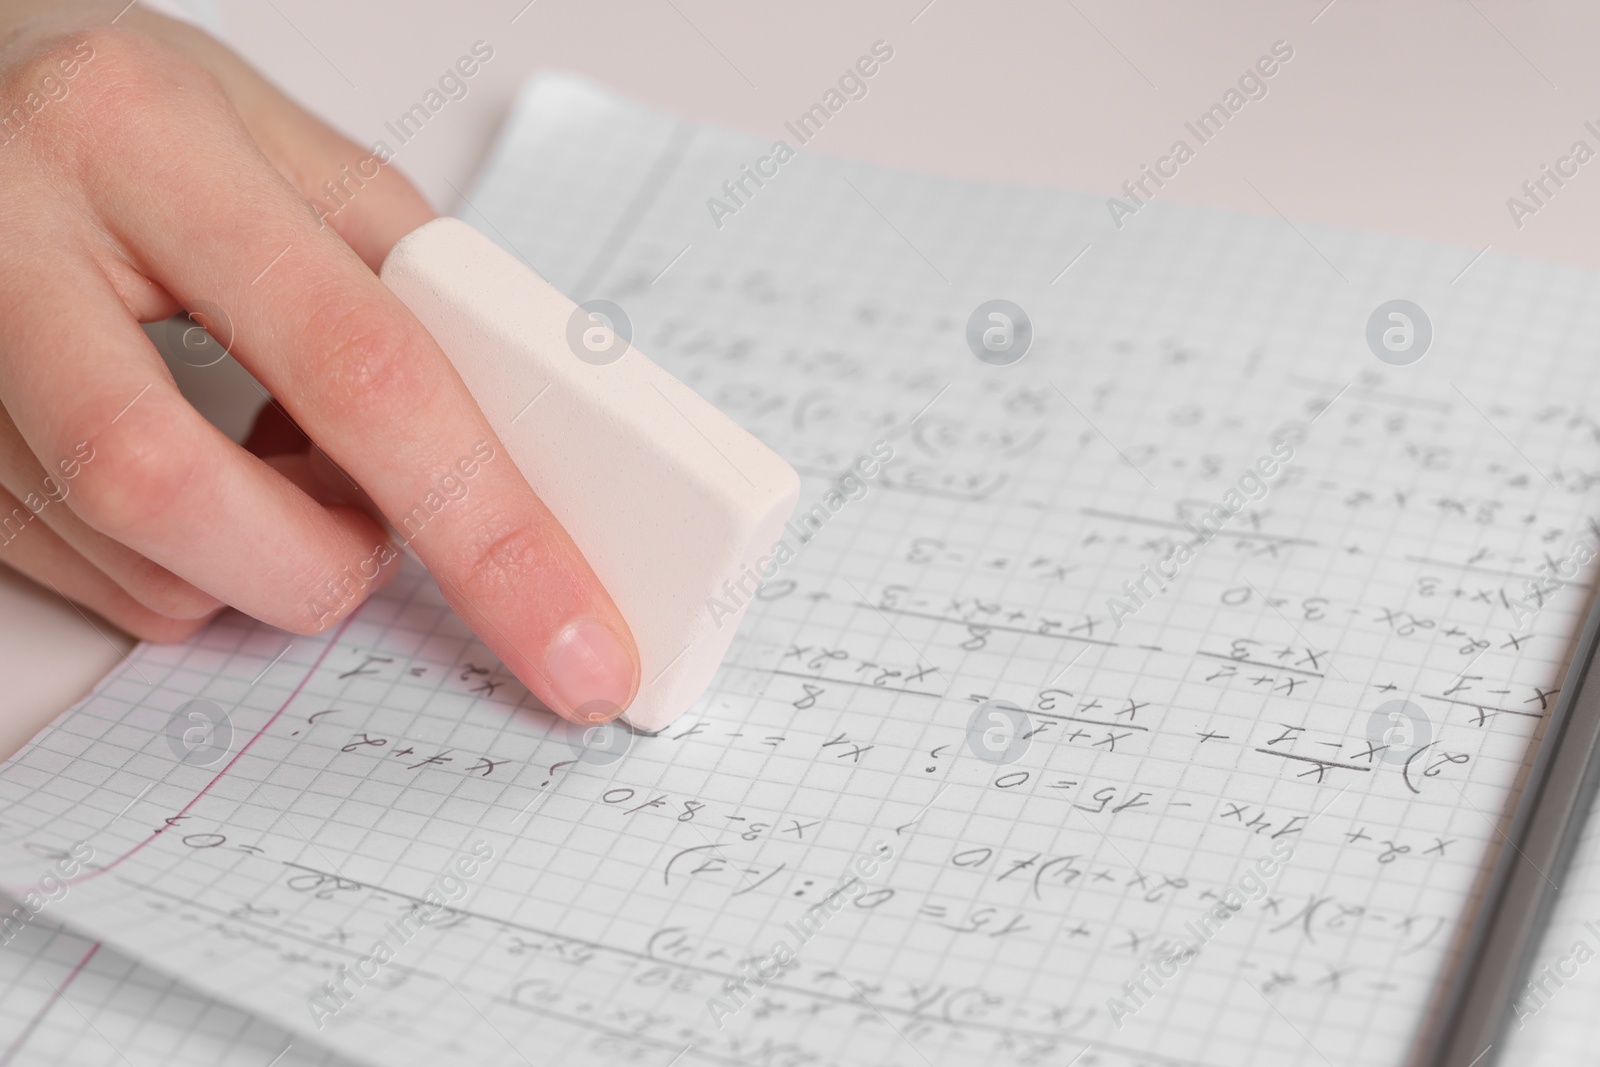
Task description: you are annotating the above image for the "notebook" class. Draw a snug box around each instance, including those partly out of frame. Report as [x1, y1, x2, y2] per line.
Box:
[4, 73, 1600, 1067]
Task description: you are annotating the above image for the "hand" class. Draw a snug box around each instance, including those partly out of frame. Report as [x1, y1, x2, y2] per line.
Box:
[0, 2, 639, 723]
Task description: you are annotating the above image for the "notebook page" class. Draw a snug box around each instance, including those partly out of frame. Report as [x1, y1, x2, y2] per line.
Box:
[0, 900, 354, 1066]
[4, 74, 1600, 1067]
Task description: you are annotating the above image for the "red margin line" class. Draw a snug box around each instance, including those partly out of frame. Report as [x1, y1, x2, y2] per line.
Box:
[0, 939, 100, 1065]
[70, 612, 360, 886]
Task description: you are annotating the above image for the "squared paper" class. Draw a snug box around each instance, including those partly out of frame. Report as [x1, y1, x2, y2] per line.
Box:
[5, 76, 1600, 1066]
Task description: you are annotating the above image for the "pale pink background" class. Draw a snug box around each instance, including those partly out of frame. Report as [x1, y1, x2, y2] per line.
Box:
[5, 0, 1598, 757]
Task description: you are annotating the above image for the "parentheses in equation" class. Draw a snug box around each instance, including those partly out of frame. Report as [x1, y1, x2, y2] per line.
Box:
[1401, 740, 1440, 795]
[541, 760, 577, 787]
[1296, 895, 1333, 943]
[1032, 855, 1073, 902]
[294, 709, 344, 737]
[791, 389, 833, 433]
[910, 414, 942, 458]
[662, 842, 723, 887]
[646, 925, 693, 962]
[941, 988, 996, 1026]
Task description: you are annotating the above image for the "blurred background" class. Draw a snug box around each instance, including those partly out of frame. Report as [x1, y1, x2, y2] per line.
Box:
[233, 0, 1600, 266]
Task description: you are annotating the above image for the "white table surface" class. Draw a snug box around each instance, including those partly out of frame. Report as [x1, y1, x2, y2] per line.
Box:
[7, 0, 1600, 758]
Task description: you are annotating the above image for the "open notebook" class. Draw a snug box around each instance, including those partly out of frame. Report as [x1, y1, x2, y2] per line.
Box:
[5, 74, 1600, 1067]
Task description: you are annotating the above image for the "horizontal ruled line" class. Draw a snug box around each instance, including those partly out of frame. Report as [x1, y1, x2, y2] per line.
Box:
[1404, 555, 1534, 580]
[1420, 694, 1543, 718]
[1255, 748, 1371, 772]
[1031, 710, 1150, 733]
[1195, 651, 1325, 678]
[856, 604, 1117, 646]
[769, 668, 941, 697]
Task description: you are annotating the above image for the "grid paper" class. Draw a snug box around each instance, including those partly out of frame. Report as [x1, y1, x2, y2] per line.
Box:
[0, 898, 355, 1067]
[5, 75, 1600, 1066]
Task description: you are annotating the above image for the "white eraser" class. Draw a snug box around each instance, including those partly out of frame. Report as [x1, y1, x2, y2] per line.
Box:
[381, 217, 799, 732]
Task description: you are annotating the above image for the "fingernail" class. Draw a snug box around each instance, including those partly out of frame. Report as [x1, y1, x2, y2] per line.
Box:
[543, 618, 638, 722]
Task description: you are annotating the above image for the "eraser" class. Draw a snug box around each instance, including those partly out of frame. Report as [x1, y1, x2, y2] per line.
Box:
[381, 218, 799, 732]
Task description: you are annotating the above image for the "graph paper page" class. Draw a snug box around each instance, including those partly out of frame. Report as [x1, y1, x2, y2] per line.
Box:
[5, 75, 1600, 1067]
[0, 900, 356, 1067]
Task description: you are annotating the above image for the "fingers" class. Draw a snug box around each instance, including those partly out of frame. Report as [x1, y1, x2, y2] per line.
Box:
[240, 399, 311, 458]
[64, 29, 639, 723]
[0, 403, 221, 619]
[0, 25, 634, 722]
[0, 237, 398, 634]
[263, 100, 437, 270]
[115, 4, 436, 268]
[6, 2, 436, 268]
[0, 483, 217, 643]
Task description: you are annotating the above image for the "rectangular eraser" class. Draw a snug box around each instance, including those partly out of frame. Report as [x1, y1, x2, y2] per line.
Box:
[381, 217, 800, 732]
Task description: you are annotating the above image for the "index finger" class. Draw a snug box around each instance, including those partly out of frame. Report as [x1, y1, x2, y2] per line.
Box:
[108, 62, 640, 724]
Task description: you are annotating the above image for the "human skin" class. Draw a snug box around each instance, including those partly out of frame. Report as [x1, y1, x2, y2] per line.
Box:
[0, 1, 638, 723]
